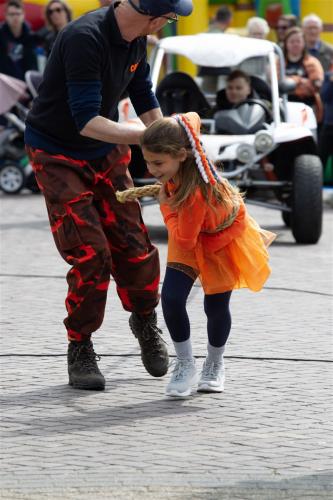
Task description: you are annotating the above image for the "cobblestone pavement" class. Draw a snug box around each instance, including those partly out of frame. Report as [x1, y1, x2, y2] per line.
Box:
[0, 193, 332, 499]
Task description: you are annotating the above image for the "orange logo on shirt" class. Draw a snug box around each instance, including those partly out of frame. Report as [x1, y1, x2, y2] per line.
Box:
[130, 62, 139, 73]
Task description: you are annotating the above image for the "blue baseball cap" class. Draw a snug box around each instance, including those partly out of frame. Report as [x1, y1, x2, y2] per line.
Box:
[128, 0, 193, 17]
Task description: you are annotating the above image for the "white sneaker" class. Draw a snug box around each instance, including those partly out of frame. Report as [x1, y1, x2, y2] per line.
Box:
[197, 359, 225, 392]
[165, 358, 198, 397]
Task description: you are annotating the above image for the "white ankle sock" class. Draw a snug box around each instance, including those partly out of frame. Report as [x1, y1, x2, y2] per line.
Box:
[173, 339, 193, 361]
[207, 343, 225, 364]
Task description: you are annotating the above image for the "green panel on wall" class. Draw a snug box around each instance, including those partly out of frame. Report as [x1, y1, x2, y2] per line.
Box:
[209, 0, 236, 5]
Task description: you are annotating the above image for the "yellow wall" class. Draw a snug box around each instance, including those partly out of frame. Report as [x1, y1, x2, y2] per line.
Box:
[177, 0, 209, 74]
[301, 0, 333, 44]
[29, 0, 100, 19]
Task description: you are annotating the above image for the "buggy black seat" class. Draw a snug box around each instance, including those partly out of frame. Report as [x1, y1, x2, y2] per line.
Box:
[250, 75, 272, 101]
[156, 71, 212, 117]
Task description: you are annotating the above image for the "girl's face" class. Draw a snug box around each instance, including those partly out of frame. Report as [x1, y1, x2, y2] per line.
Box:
[286, 33, 305, 58]
[226, 77, 251, 104]
[142, 147, 187, 183]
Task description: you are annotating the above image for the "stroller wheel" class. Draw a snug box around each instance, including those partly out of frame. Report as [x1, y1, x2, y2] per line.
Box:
[0, 163, 25, 194]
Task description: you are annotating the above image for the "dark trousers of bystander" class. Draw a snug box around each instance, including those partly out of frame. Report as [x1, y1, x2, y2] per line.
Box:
[319, 125, 333, 185]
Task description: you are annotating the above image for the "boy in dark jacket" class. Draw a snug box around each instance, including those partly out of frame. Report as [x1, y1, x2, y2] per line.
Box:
[0, 0, 38, 80]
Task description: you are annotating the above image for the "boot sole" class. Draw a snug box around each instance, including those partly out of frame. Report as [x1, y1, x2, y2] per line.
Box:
[143, 364, 169, 378]
[68, 378, 105, 391]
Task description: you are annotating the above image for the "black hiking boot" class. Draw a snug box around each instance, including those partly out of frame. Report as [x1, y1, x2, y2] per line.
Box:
[129, 311, 169, 377]
[68, 340, 105, 390]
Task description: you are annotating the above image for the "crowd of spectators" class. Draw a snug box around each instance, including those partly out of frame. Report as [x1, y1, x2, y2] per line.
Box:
[206, 6, 333, 180]
[0, 1, 332, 179]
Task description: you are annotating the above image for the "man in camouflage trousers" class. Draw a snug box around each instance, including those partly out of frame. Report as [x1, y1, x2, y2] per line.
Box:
[25, 0, 193, 390]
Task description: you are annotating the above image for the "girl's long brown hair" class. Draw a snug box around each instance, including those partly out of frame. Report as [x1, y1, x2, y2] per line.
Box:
[140, 117, 240, 210]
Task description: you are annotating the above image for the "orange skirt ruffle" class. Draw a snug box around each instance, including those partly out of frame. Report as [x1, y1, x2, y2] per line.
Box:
[166, 213, 276, 294]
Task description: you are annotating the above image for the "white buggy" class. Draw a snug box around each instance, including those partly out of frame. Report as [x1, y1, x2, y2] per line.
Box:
[129, 33, 323, 244]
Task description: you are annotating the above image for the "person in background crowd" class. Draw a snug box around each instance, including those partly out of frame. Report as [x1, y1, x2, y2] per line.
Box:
[283, 27, 324, 122]
[302, 14, 333, 72]
[42, 0, 72, 56]
[215, 70, 253, 110]
[0, 0, 38, 80]
[207, 5, 232, 33]
[275, 14, 298, 48]
[319, 64, 333, 183]
[246, 16, 269, 40]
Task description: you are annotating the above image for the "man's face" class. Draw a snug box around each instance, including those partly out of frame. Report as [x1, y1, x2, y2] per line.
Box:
[250, 28, 266, 39]
[276, 21, 290, 42]
[139, 12, 177, 37]
[5, 6, 24, 31]
[303, 21, 321, 45]
[226, 77, 251, 105]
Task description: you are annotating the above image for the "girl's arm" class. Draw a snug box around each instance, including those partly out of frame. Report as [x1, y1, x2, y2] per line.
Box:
[159, 188, 207, 251]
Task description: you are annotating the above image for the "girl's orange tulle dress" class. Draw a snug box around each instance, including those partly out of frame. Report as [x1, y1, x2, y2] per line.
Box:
[160, 186, 276, 294]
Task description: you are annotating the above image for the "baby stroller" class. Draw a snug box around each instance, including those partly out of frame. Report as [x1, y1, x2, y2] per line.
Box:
[0, 73, 39, 194]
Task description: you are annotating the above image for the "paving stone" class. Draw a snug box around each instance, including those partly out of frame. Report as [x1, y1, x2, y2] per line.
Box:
[0, 193, 332, 498]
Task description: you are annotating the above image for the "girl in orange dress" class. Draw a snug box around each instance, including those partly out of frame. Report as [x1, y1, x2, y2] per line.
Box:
[140, 112, 275, 398]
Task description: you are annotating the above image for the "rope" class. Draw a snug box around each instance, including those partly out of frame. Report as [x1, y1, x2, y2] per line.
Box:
[115, 184, 160, 203]
[201, 199, 240, 233]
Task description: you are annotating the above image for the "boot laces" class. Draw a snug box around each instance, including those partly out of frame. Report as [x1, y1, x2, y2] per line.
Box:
[75, 343, 101, 371]
[134, 314, 167, 351]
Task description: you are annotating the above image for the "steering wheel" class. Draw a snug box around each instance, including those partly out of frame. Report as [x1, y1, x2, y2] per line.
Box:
[234, 98, 273, 122]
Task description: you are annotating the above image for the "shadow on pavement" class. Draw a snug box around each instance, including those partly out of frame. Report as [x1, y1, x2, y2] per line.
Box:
[2, 385, 204, 437]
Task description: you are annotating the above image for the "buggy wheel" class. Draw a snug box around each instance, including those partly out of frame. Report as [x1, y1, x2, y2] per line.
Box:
[281, 210, 291, 227]
[0, 163, 25, 194]
[291, 155, 323, 244]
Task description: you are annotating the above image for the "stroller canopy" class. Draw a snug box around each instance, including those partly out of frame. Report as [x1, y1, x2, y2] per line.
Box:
[0, 73, 27, 114]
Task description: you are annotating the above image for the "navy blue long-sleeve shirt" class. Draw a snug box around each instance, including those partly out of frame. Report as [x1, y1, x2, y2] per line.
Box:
[25, 4, 160, 159]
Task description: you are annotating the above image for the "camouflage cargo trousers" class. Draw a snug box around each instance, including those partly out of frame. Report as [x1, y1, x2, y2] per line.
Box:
[27, 146, 160, 341]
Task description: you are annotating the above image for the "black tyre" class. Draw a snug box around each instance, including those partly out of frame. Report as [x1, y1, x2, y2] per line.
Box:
[0, 163, 25, 194]
[291, 155, 323, 244]
[281, 210, 291, 227]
